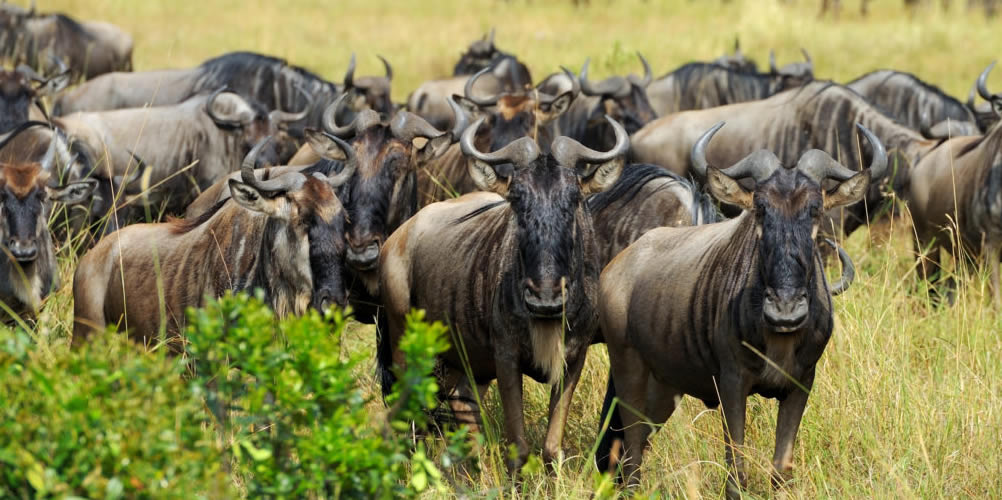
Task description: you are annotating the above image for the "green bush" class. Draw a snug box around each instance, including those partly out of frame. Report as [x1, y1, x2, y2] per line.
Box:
[0, 329, 231, 499]
[185, 291, 469, 499]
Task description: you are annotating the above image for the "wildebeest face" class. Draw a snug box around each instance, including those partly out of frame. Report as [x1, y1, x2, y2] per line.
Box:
[0, 70, 34, 133]
[1, 164, 96, 264]
[461, 93, 572, 157]
[598, 83, 656, 137]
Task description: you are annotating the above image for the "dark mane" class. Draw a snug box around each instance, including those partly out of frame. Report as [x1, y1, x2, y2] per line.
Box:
[848, 69, 964, 108]
[168, 198, 228, 234]
[198, 51, 334, 90]
[52, 13, 91, 39]
[588, 163, 688, 213]
[454, 200, 506, 224]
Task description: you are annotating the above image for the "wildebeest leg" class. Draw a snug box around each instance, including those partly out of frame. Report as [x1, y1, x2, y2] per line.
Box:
[609, 345, 652, 486]
[443, 367, 484, 432]
[542, 344, 588, 465]
[988, 242, 1001, 306]
[718, 376, 748, 499]
[495, 338, 528, 474]
[771, 375, 814, 489]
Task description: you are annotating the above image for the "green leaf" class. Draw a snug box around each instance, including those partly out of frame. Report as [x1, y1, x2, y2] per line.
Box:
[240, 440, 273, 462]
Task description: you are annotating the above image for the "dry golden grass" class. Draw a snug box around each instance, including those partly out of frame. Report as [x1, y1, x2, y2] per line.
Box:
[10, 0, 1002, 497]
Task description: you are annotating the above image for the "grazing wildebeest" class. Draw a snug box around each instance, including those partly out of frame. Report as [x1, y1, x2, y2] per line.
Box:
[848, 69, 980, 138]
[645, 51, 814, 117]
[55, 88, 305, 217]
[186, 102, 465, 324]
[595, 122, 881, 497]
[549, 54, 656, 151]
[407, 54, 533, 132]
[632, 81, 938, 236]
[0, 2, 132, 80]
[379, 116, 629, 472]
[72, 137, 353, 348]
[1, 134, 97, 320]
[417, 64, 575, 205]
[907, 69, 1002, 305]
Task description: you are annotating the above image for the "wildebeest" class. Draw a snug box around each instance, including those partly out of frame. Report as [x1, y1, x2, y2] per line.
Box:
[452, 28, 520, 76]
[632, 81, 938, 236]
[847, 69, 980, 138]
[966, 62, 1002, 133]
[712, 38, 758, 73]
[0, 2, 132, 80]
[645, 50, 815, 117]
[548, 53, 656, 151]
[417, 63, 575, 205]
[1, 132, 96, 320]
[595, 122, 880, 496]
[72, 137, 352, 348]
[55, 87, 305, 217]
[0, 64, 67, 133]
[907, 71, 1002, 305]
[379, 116, 629, 472]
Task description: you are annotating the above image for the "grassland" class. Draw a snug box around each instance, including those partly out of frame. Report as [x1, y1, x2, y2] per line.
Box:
[14, 0, 1002, 497]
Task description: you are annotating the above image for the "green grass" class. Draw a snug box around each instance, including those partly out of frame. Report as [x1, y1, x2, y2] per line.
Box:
[11, 0, 1002, 497]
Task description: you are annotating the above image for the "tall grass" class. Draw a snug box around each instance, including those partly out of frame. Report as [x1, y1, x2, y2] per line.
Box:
[9, 0, 1002, 497]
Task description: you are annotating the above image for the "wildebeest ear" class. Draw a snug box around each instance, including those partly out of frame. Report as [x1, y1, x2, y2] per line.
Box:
[415, 134, 452, 165]
[468, 160, 508, 196]
[228, 179, 288, 219]
[824, 171, 870, 210]
[304, 128, 349, 161]
[706, 166, 754, 210]
[47, 178, 97, 206]
[538, 91, 573, 120]
[580, 158, 624, 195]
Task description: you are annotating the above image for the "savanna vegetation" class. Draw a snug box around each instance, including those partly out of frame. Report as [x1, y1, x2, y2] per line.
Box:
[3, 0, 1001, 498]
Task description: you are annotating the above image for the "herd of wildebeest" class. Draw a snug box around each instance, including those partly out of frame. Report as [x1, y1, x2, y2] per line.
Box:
[1, 2, 1001, 496]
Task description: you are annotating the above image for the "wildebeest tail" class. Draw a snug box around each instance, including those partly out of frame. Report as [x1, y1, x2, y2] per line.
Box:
[595, 371, 625, 474]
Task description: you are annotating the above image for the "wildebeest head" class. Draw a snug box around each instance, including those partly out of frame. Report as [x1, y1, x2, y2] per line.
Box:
[713, 38, 758, 74]
[234, 137, 354, 311]
[311, 94, 464, 275]
[204, 86, 308, 167]
[460, 114, 627, 318]
[768, 48, 815, 92]
[340, 53, 395, 121]
[0, 64, 66, 133]
[578, 53, 656, 136]
[457, 63, 575, 157]
[453, 28, 513, 76]
[969, 62, 1002, 133]
[692, 121, 883, 331]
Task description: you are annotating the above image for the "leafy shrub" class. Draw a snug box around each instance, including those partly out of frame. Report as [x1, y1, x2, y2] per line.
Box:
[185, 291, 469, 499]
[0, 329, 231, 499]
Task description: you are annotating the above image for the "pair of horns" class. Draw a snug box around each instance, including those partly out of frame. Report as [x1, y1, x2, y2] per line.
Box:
[240, 135, 355, 193]
[206, 86, 312, 127]
[323, 92, 467, 141]
[343, 53, 393, 89]
[464, 59, 575, 108]
[769, 48, 813, 74]
[579, 52, 652, 97]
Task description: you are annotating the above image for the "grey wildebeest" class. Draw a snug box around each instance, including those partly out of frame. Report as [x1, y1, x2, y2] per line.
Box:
[907, 66, 1002, 305]
[72, 138, 353, 349]
[966, 62, 1002, 133]
[0, 2, 132, 80]
[632, 81, 938, 236]
[416, 63, 575, 205]
[595, 122, 881, 496]
[645, 50, 815, 117]
[847, 69, 980, 138]
[1, 134, 96, 321]
[55, 87, 306, 218]
[712, 38, 758, 74]
[185, 101, 466, 324]
[378, 116, 630, 472]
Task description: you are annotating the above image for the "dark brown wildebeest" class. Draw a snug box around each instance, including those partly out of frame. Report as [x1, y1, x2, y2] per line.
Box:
[645, 50, 814, 117]
[848, 69, 980, 138]
[379, 115, 629, 472]
[55, 87, 305, 217]
[595, 122, 880, 497]
[417, 63, 575, 205]
[0, 2, 132, 80]
[72, 137, 353, 348]
[907, 71, 1002, 306]
[1, 133, 96, 321]
[632, 81, 938, 236]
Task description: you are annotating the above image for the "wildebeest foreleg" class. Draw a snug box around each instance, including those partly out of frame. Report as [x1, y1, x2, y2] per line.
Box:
[542, 345, 588, 465]
[718, 375, 748, 500]
[608, 344, 654, 486]
[771, 376, 814, 489]
[495, 338, 528, 474]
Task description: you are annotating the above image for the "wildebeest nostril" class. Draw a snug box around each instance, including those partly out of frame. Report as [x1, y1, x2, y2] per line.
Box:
[763, 288, 809, 332]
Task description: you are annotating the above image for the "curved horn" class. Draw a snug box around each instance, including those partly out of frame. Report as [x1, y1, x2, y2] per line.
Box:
[801, 48, 813, 68]
[552, 115, 629, 173]
[460, 116, 539, 166]
[447, 96, 470, 139]
[390, 111, 447, 142]
[343, 53, 356, 90]
[967, 85, 977, 110]
[769, 50, 778, 74]
[857, 123, 887, 179]
[579, 58, 628, 97]
[269, 83, 313, 124]
[637, 52, 652, 87]
[0, 120, 49, 152]
[322, 92, 356, 137]
[919, 111, 934, 139]
[487, 27, 496, 48]
[205, 87, 245, 128]
[824, 239, 856, 296]
[377, 55, 393, 81]
[318, 131, 357, 188]
[796, 123, 885, 182]
[464, 64, 499, 107]
[719, 149, 781, 182]
[239, 136, 305, 192]
[690, 121, 725, 178]
[977, 61, 996, 102]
